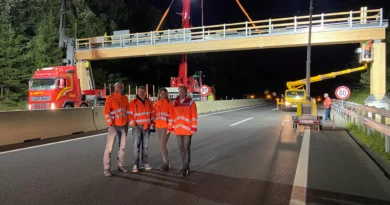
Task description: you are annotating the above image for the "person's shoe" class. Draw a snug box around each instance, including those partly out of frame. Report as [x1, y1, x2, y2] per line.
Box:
[132, 165, 138, 173]
[143, 164, 152, 170]
[180, 166, 189, 177]
[104, 169, 112, 177]
[118, 166, 128, 173]
[159, 163, 170, 171]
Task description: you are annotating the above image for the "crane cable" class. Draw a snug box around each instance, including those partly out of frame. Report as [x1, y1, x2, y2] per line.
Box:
[156, 0, 175, 31]
[235, 0, 261, 34]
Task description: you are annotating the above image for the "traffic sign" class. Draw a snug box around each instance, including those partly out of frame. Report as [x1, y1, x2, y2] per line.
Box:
[335, 86, 351, 100]
[272, 92, 277, 97]
[200, 85, 211, 96]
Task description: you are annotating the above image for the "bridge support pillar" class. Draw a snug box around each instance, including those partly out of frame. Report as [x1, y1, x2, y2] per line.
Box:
[365, 41, 389, 109]
[76, 61, 91, 91]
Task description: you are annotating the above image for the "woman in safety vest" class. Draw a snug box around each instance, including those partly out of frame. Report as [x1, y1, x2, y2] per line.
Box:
[171, 86, 198, 177]
[152, 87, 175, 171]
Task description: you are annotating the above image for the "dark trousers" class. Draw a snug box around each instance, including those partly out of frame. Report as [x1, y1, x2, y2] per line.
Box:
[325, 108, 331, 121]
[176, 135, 192, 168]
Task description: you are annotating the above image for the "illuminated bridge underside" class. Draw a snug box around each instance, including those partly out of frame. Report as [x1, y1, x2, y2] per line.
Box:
[75, 27, 386, 60]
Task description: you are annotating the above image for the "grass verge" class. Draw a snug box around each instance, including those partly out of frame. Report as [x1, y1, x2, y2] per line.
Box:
[347, 87, 370, 105]
[346, 122, 390, 164]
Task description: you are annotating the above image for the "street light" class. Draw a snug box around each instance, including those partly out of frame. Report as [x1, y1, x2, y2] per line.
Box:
[306, 0, 313, 101]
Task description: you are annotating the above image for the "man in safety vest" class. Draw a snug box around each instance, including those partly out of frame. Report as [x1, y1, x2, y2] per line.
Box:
[103, 82, 129, 177]
[171, 86, 198, 177]
[128, 86, 154, 172]
[324, 93, 332, 122]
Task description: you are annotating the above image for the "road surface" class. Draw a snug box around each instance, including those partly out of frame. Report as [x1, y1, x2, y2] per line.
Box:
[1, 105, 389, 205]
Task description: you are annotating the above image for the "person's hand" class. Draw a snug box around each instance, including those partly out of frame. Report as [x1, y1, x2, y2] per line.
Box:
[191, 131, 195, 134]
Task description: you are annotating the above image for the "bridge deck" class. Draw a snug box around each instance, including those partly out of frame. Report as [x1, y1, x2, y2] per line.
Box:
[74, 8, 388, 60]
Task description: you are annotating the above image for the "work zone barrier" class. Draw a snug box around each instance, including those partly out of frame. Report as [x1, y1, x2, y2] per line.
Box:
[331, 100, 390, 152]
[0, 99, 266, 146]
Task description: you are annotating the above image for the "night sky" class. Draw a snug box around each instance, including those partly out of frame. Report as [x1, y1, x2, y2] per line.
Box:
[112, 0, 390, 99]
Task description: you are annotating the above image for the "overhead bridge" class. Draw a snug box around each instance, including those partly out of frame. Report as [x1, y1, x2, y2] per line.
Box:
[75, 8, 387, 61]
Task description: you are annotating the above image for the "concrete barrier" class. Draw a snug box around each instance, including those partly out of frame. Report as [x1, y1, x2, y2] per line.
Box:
[0, 99, 266, 147]
[0, 108, 96, 146]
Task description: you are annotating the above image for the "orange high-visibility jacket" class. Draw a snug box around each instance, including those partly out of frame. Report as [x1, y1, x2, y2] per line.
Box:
[153, 98, 175, 129]
[104, 92, 129, 127]
[171, 96, 198, 135]
[128, 96, 153, 130]
[324, 97, 332, 109]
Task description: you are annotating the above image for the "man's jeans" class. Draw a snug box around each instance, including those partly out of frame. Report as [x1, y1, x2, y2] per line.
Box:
[325, 108, 331, 121]
[132, 125, 150, 166]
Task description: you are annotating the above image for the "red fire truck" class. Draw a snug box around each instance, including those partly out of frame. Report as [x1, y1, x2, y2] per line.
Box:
[28, 66, 106, 110]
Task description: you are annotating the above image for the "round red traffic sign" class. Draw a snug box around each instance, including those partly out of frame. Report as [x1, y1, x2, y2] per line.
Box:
[200, 85, 211, 96]
[335, 86, 351, 100]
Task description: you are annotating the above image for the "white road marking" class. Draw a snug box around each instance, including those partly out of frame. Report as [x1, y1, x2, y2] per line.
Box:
[230, 117, 253, 126]
[289, 128, 310, 205]
[201, 156, 217, 166]
[0, 104, 268, 154]
[198, 104, 267, 118]
[244, 135, 251, 139]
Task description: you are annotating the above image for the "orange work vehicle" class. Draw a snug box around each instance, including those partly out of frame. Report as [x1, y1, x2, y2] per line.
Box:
[28, 66, 106, 110]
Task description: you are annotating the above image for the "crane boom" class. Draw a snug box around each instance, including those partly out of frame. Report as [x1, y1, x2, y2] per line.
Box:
[286, 64, 367, 90]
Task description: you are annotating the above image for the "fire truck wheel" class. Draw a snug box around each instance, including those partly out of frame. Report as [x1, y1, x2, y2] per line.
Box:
[64, 104, 73, 108]
[80, 103, 88, 107]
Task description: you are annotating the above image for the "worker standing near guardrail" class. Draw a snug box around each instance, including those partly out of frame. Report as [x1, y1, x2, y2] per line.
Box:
[324, 93, 332, 122]
[128, 86, 154, 172]
[103, 82, 129, 177]
[152, 87, 175, 171]
[171, 86, 198, 177]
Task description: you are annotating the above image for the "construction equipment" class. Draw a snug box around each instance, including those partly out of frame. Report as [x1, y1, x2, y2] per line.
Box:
[27, 0, 107, 110]
[282, 64, 368, 111]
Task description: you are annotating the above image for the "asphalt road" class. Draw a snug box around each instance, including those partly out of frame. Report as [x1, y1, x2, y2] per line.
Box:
[1, 104, 390, 205]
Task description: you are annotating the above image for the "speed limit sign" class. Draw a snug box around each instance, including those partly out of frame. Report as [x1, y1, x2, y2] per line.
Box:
[335, 86, 351, 100]
[200, 85, 211, 96]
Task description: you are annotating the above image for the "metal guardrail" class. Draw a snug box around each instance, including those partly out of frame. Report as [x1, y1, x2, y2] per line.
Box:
[332, 99, 390, 152]
[75, 8, 387, 51]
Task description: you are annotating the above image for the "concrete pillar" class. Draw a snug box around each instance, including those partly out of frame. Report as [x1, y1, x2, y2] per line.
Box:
[365, 41, 390, 109]
[76, 61, 90, 92]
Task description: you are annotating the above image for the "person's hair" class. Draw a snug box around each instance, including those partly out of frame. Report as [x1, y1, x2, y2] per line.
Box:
[158, 87, 170, 102]
[178, 86, 187, 92]
[138, 86, 146, 91]
[114, 82, 124, 87]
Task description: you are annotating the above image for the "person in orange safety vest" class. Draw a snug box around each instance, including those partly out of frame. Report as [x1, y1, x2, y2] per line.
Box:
[153, 87, 175, 171]
[324, 93, 332, 122]
[103, 82, 129, 177]
[171, 86, 198, 177]
[128, 86, 154, 172]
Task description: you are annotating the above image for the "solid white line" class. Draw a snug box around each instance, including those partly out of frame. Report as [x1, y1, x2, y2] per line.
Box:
[201, 156, 217, 166]
[0, 129, 132, 155]
[289, 128, 310, 205]
[230, 117, 253, 126]
[0, 104, 268, 155]
[198, 104, 267, 118]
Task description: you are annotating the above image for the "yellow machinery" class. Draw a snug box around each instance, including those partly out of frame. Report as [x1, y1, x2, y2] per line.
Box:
[282, 64, 367, 111]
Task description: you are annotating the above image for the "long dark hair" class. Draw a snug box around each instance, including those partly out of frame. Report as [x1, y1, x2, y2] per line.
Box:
[158, 87, 170, 102]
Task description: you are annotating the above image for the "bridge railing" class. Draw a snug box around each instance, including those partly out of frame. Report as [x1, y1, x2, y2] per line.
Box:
[331, 99, 390, 153]
[76, 8, 384, 51]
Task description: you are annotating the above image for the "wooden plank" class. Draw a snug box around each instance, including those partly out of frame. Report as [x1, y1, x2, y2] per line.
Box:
[75, 27, 386, 60]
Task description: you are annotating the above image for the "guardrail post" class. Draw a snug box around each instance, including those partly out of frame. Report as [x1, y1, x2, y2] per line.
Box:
[380, 8, 383, 26]
[294, 16, 297, 32]
[386, 135, 390, 152]
[245, 21, 248, 36]
[88, 38, 91, 50]
[202, 26, 205, 40]
[150, 31, 153, 44]
[381, 115, 386, 138]
[183, 29, 186, 42]
[269, 19, 272, 34]
[349, 10, 353, 27]
[102, 36, 105, 48]
[321, 13, 324, 29]
[136, 33, 139, 46]
[168, 29, 170, 43]
[223, 24, 226, 38]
